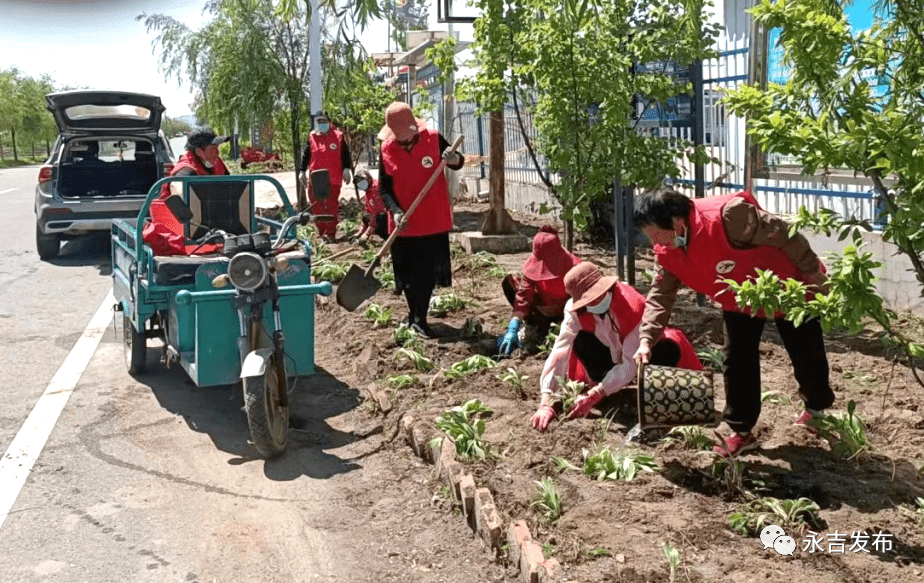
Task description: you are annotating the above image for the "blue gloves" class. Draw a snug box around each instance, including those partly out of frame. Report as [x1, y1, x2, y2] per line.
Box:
[496, 317, 523, 356]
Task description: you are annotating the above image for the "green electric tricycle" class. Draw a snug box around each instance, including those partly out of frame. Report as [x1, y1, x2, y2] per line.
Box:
[111, 174, 332, 457]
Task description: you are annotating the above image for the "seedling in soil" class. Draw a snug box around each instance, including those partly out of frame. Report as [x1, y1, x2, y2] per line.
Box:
[814, 400, 873, 460]
[487, 265, 507, 279]
[364, 303, 394, 328]
[662, 426, 714, 450]
[393, 325, 423, 350]
[429, 293, 468, 316]
[760, 390, 791, 405]
[541, 541, 557, 557]
[663, 542, 682, 583]
[585, 547, 613, 559]
[499, 367, 529, 396]
[550, 456, 581, 473]
[696, 347, 724, 372]
[444, 355, 498, 380]
[538, 323, 561, 356]
[582, 443, 660, 481]
[394, 347, 434, 372]
[461, 317, 483, 338]
[385, 374, 418, 390]
[900, 497, 924, 534]
[557, 376, 588, 414]
[434, 399, 494, 461]
[530, 477, 563, 523]
[727, 496, 821, 536]
[312, 261, 348, 283]
[702, 453, 748, 499]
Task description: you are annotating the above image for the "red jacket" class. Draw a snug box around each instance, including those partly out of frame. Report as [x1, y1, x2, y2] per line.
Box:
[655, 192, 820, 317]
[158, 151, 229, 200]
[308, 129, 346, 187]
[513, 276, 570, 319]
[380, 129, 453, 237]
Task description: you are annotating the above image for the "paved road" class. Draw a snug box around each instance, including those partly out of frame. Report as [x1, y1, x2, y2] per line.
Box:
[0, 166, 418, 583]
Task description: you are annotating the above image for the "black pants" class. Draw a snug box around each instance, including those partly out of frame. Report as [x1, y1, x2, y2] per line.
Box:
[722, 311, 834, 434]
[574, 331, 681, 384]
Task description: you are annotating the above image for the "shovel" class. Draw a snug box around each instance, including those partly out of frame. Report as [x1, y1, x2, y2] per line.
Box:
[336, 135, 464, 311]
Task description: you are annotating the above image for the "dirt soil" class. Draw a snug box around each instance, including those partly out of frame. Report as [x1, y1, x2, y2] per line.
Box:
[304, 199, 924, 583]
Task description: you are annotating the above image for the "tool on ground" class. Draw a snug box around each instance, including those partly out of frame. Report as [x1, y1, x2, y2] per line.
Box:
[314, 246, 361, 266]
[336, 135, 464, 311]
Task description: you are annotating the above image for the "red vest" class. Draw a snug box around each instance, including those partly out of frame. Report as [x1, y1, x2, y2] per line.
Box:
[309, 128, 345, 187]
[575, 282, 646, 342]
[381, 129, 453, 237]
[655, 192, 816, 316]
[158, 151, 229, 199]
[363, 181, 385, 216]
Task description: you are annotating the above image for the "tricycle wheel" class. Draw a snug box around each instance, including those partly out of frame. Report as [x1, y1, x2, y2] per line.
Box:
[243, 354, 288, 458]
[123, 314, 146, 374]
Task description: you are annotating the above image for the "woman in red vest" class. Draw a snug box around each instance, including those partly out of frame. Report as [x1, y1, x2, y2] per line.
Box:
[353, 169, 388, 246]
[530, 262, 702, 431]
[497, 225, 581, 356]
[298, 113, 352, 240]
[632, 188, 834, 457]
[377, 102, 465, 339]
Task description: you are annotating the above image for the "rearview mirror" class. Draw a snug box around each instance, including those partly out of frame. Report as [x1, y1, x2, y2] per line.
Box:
[164, 195, 194, 223]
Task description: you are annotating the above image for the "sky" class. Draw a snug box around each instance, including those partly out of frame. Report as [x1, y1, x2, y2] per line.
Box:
[1, 0, 474, 121]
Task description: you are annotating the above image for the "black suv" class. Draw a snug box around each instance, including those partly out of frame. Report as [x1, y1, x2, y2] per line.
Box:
[34, 91, 175, 260]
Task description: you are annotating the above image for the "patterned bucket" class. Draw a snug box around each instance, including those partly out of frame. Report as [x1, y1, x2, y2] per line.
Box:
[637, 363, 718, 429]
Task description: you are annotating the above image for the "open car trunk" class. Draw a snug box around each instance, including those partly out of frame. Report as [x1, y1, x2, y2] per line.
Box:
[57, 137, 160, 199]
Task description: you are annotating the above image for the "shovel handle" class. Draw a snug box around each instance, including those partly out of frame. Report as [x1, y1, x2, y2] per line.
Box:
[372, 134, 465, 266]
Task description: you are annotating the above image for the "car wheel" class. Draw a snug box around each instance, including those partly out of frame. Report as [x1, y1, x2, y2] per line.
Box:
[36, 225, 60, 261]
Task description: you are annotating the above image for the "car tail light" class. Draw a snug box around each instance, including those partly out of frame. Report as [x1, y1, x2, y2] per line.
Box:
[163, 162, 174, 175]
[38, 165, 53, 184]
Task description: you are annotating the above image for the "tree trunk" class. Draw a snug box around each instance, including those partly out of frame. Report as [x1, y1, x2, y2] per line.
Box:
[564, 219, 574, 252]
[12, 128, 18, 162]
[480, 110, 515, 235]
[291, 101, 306, 210]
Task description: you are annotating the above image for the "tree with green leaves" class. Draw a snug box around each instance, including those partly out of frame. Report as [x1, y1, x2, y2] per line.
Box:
[720, 0, 924, 385]
[438, 0, 719, 249]
[0, 67, 56, 162]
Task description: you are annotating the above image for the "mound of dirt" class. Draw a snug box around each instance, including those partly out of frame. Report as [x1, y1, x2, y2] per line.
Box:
[311, 201, 924, 583]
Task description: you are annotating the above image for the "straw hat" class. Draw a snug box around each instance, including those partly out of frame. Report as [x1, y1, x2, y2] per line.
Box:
[377, 102, 426, 142]
[564, 262, 619, 310]
[522, 225, 581, 281]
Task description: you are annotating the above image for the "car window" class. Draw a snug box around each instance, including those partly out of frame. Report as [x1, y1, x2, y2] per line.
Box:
[64, 104, 152, 123]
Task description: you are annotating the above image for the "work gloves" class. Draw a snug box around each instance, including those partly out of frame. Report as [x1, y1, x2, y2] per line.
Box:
[342, 168, 352, 184]
[392, 211, 405, 229]
[530, 406, 555, 432]
[567, 387, 605, 419]
[298, 171, 308, 190]
[496, 317, 523, 356]
[441, 147, 463, 167]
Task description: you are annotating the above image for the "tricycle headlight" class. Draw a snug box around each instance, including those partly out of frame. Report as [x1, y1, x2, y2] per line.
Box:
[227, 252, 267, 291]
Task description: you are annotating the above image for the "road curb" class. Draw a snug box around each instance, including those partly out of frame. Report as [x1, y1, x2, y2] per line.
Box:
[402, 415, 561, 583]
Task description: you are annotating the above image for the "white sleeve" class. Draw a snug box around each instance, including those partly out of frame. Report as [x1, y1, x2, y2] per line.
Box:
[539, 304, 580, 395]
[597, 324, 642, 395]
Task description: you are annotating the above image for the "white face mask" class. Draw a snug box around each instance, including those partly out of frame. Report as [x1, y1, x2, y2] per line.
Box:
[586, 292, 612, 314]
[356, 179, 369, 191]
[674, 225, 688, 249]
[202, 159, 214, 169]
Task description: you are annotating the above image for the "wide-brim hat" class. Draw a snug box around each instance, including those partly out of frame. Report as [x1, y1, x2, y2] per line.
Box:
[522, 226, 581, 281]
[565, 261, 619, 310]
[377, 101, 426, 142]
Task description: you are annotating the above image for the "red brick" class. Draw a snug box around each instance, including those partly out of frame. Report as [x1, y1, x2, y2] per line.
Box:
[364, 382, 392, 414]
[539, 558, 561, 583]
[459, 474, 476, 526]
[445, 461, 465, 500]
[506, 520, 532, 570]
[435, 434, 456, 475]
[474, 488, 502, 550]
[520, 540, 544, 583]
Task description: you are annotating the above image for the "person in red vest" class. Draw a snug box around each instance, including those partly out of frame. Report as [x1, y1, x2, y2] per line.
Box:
[530, 261, 702, 431]
[159, 128, 231, 199]
[377, 101, 465, 339]
[353, 169, 388, 246]
[632, 188, 834, 457]
[497, 225, 581, 356]
[299, 113, 352, 240]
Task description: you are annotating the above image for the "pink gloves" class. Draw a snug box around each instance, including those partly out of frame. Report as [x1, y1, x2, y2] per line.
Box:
[568, 387, 605, 418]
[530, 406, 555, 432]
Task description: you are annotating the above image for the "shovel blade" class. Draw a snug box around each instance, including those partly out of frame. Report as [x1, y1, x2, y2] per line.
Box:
[336, 263, 382, 311]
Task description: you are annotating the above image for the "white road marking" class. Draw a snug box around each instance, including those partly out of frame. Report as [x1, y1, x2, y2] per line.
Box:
[0, 188, 16, 195]
[0, 290, 114, 530]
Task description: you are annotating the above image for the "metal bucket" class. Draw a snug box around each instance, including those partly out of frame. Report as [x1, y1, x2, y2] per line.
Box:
[637, 363, 718, 429]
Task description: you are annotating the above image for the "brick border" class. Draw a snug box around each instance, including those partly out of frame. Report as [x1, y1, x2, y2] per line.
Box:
[402, 416, 561, 583]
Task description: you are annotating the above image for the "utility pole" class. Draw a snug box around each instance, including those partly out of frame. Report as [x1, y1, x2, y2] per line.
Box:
[309, 0, 322, 118]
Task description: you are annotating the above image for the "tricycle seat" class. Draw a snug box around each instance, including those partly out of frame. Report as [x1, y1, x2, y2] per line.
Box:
[152, 255, 224, 286]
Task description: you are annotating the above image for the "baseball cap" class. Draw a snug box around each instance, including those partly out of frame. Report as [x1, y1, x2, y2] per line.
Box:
[186, 128, 231, 150]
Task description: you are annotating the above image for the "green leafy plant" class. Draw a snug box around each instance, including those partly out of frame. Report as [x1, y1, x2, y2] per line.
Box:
[530, 477, 563, 523]
[429, 293, 468, 316]
[434, 399, 494, 461]
[814, 400, 873, 460]
[550, 455, 581, 473]
[538, 323, 560, 355]
[582, 444, 659, 481]
[312, 261, 348, 283]
[444, 355, 498, 380]
[696, 347, 724, 372]
[499, 367, 529, 396]
[541, 541, 556, 557]
[760, 390, 791, 405]
[461, 317, 484, 338]
[662, 426, 714, 450]
[585, 547, 613, 559]
[704, 453, 748, 499]
[728, 497, 821, 537]
[394, 347, 434, 372]
[557, 377, 588, 414]
[663, 543, 682, 583]
[385, 374, 418, 390]
[364, 303, 394, 328]
[393, 324, 423, 350]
